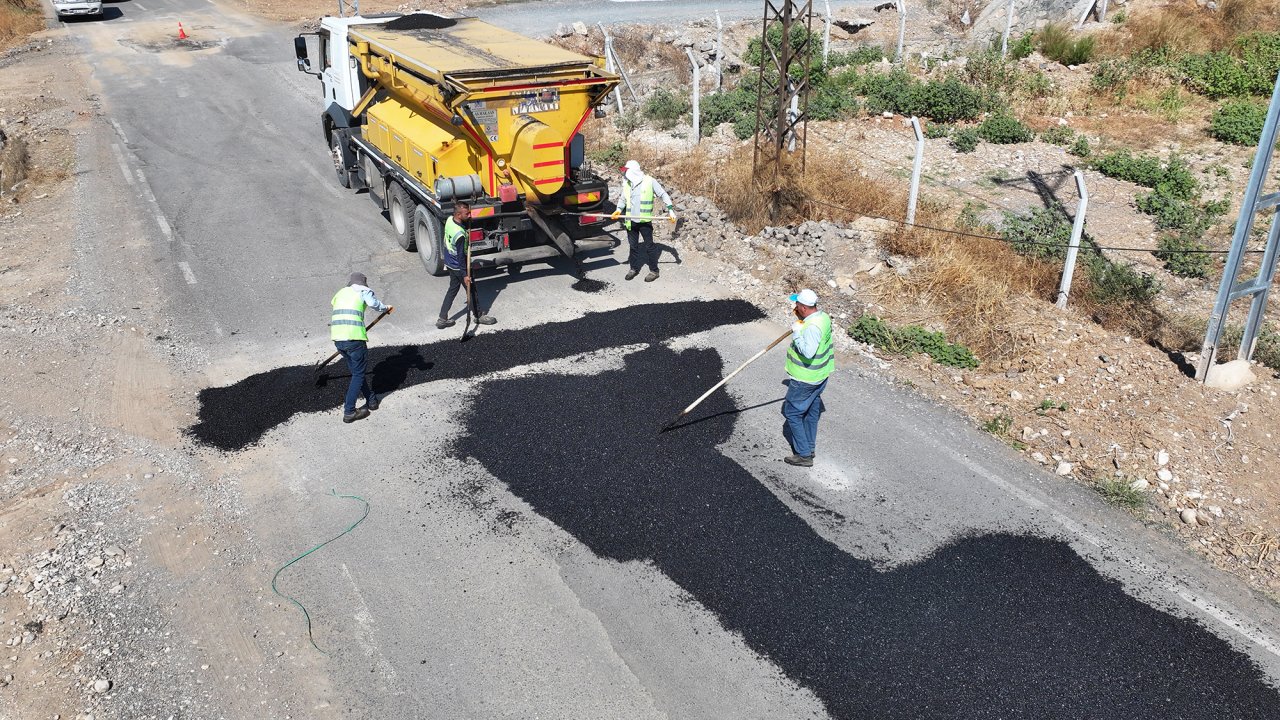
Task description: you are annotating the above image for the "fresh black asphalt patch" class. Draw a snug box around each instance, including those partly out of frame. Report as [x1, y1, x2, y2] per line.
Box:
[188, 299, 763, 451]
[454, 344, 1280, 719]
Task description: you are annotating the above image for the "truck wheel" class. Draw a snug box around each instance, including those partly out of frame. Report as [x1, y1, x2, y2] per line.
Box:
[364, 156, 384, 207]
[330, 131, 354, 189]
[388, 182, 416, 251]
[415, 206, 446, 277]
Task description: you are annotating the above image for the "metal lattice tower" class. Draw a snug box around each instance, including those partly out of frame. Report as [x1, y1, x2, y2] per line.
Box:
[337, 0, 359, 17]
[1196, 70, 1280, 380]
[750, 0, 814, 216]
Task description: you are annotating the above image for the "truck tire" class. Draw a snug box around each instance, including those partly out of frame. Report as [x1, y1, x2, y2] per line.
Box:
[330, 131, 354, 189]
[364, 156, 385, 207]
[415, 206, 446, 277]
[388, 182, 416, 251]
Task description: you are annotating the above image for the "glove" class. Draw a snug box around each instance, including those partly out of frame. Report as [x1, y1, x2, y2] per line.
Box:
[610, 210, 621, 220]
[668, 211, 677, 224]
[386, 306, 395, 315]
[791, 321, 804, 335]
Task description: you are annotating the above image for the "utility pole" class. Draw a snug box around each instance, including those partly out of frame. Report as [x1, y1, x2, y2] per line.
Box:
[751, 0, 815, 220]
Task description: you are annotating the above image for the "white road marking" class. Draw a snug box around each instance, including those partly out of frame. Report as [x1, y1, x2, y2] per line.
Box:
[134, 168, 157, 203]
[177, 261, 198, 285]
[340, 564, 401, 683]
[155, 213, 174, 242]
[212, 321, 224, 337]
[108, 118, 129, 144]
[298, 159, 347, 199]
[133, 1, 145, 8]
[110, 144, 135, 186]
[1177, 588, 1280, 658]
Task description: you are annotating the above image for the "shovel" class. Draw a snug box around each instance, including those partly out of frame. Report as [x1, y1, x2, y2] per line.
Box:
[661, 328, 792, 432]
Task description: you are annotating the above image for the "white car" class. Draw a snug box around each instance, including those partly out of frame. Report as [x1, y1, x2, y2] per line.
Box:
[52, 0, 103, 19]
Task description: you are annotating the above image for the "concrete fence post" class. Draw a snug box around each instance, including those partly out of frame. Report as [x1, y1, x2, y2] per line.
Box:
[1000, 0, 1015, 58]
[716, 10, 724, 92]
[823, 0, 832, 65]
[687, 48, 701, 145]
[1056, 170, 1089, 309]
[895, 0, 907, 63]
[907, 117, 924, 225]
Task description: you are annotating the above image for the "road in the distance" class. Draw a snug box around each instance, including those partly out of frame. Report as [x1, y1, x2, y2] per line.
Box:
[53, 0, 1280, 718]
[472, 0, 880, 35]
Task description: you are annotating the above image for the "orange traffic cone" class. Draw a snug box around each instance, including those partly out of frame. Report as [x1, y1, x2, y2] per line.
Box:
[177, 22, 188, 40]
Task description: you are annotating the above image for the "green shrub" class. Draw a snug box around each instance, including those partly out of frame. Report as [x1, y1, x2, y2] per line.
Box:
[1039, 125, 1076, 145]
[977, 113, 1033, 144]
[1179, 51, 1250, 99]
[1001, 207, 1071, 261]
[745, 22, 821, 66]
[1068, 135, 1091, 157]
[1038, 23, 1096, 66]
[1135, 190, 1225, 235]
[1154, 233, 1214, 278]
[1084, 255, 1162, 305]
[858, 67, 918, 115]
[1090, 58, 1133, 96]
[1110, 10, 1127, 24]
[1095, 151, 1196, 199]
[1021, 70, 1054, 98]
[982, 414, 1014, 436]
[699, 87, 754, 136]
[587, 140, 625, 166]
[1210, 99, 1267, 146]
[808, 83, 862, 121]
[615, 108, 642, 136]
[963, 51, 1021, 109]
[848, 315, 979, 368]
[732, 114, 757, 140]
[1235, 32, 1280, 96]
[1097, 478, 1145, 510]
[828, 45, 885, 68]
[917, 76, 985, 122]
[951, 127, 980, 153]
[1010, 31, 1035, 61]
[643, 88, 691, 130]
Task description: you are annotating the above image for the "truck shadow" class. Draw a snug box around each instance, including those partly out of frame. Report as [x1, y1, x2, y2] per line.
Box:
[453, 344, 1280, 720]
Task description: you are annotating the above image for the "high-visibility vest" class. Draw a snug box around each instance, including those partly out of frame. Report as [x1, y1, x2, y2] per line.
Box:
[785, 311, 834, 383]
[330, 286, 368, 342]
[443, 216, 466, 269]
[621, 176, 655, 229]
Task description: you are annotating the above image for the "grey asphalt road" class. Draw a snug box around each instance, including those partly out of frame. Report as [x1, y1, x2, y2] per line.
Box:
[56, 1, 1280, 718]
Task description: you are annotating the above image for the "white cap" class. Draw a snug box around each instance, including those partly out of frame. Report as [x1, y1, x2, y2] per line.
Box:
[789, 289, 818, 307]
[621, 159, 640, 172]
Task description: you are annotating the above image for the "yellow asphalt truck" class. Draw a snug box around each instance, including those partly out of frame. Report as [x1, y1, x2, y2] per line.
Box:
[293, 12, 620, 275]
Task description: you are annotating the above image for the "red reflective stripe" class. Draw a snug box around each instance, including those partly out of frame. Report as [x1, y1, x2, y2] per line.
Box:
[533, 160, 562, 168]
[532, 142, 562, 150]
[534, 178, 563, 185]
[482, 78, 603, 94]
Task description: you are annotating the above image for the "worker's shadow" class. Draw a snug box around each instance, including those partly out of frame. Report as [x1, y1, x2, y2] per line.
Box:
[370, 346, 433, 396]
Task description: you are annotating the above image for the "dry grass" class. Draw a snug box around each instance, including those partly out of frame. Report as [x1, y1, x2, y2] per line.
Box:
[633, 140, 1067, 362]
[1101, 0, 1280, 56]
[0, 0, 43, 48]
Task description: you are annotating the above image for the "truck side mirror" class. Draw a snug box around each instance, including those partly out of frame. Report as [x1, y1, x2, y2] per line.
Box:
[294, 36, 312, 73]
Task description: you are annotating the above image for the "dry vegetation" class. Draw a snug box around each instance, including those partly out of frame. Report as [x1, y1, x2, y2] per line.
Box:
[0, 0, 43, 49]
[1102, 0, 1280, 55]
[0, 132, 30, 192]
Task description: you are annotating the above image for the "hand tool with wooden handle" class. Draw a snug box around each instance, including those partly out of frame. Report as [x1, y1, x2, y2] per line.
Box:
[661, 328, 793, 432]
[314, 307, 392, 374]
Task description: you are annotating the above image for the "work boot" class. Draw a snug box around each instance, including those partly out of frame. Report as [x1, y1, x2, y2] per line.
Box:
[625, 269, 639, 281]
[436, 317, 456, 329]
[644, 271, 660, 282]
[476, 314, 497, 325]
[343, 408, 371, 424]
[783, 454, 814, 467]
[365, 397, 380, 411]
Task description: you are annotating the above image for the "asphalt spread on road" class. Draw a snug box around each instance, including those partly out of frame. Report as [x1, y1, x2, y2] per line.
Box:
[454, 343, 1280, 719]
[188, 299, 763, 451]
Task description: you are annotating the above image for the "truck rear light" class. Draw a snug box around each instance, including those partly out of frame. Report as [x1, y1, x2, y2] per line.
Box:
[564, 191, 601, 205]
[469, 230, 485, 242]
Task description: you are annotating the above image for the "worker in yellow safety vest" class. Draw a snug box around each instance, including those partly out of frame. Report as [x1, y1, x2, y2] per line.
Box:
[330, 272, 392, 423]
[610, 160, 676, 283]
[781, 288, 834, 467]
